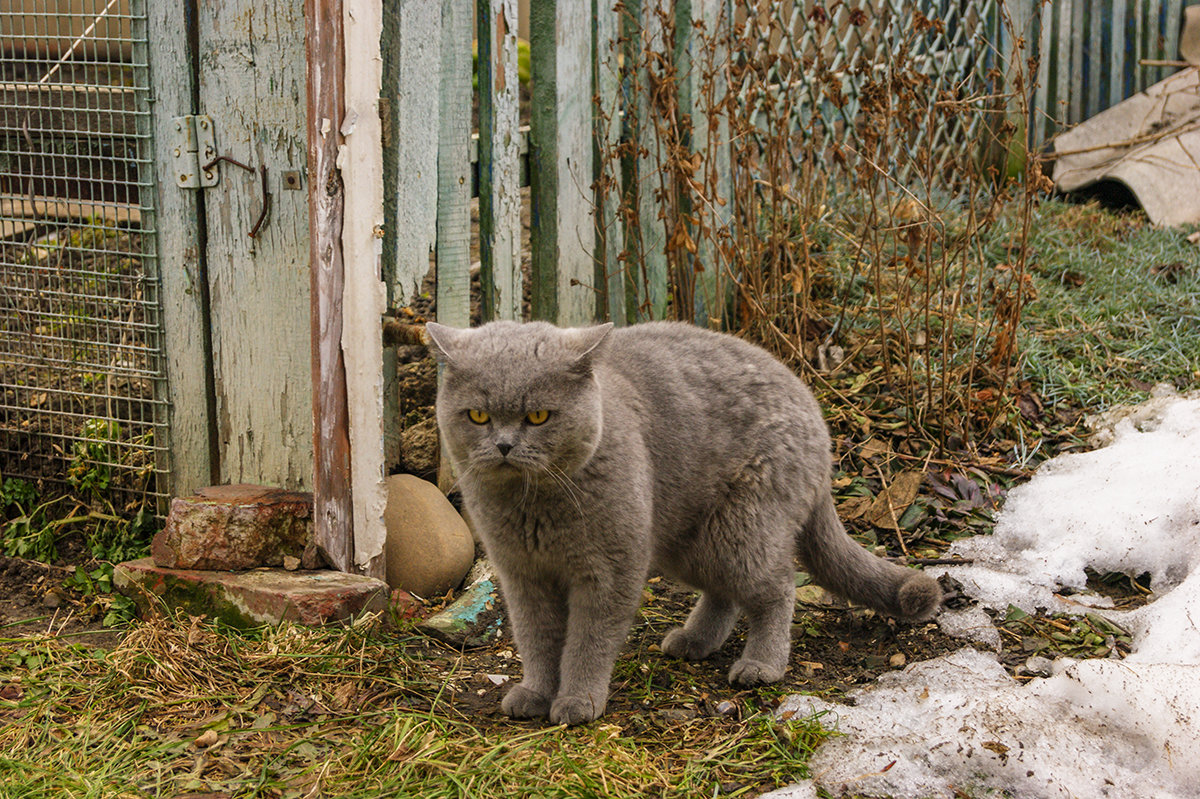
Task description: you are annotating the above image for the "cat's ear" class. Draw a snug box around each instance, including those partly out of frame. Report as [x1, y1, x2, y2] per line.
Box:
[424, 322, 464, 365]
[566, 323, 613, 375]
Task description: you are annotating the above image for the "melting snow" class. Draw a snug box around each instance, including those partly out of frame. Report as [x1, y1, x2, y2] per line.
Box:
[765, 393, 1200, 799]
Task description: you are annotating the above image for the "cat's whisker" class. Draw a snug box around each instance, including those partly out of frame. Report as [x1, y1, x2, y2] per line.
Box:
[545, 463, 587, 518]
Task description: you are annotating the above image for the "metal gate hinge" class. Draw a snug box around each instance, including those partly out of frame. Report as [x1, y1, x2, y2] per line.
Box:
[172, 115, 218, 188]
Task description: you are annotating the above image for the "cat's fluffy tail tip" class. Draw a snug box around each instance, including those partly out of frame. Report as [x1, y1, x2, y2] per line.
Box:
[896, 571, 943, 622]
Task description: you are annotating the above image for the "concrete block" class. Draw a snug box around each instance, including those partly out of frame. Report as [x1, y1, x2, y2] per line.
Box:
[152, 484, 321, 571]
[115, 558, 388, 628]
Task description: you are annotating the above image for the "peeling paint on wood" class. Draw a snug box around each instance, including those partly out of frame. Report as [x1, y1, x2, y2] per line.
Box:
[306, 0, 353, 572]
[383, 0, 442, 304]
[478, 0, 523, 322]
[197, 0, 313, 490]
[342, 0, 388, 579]
[436, 0, 473, 331]
[595, 0, 626, 325]
[684, 0, 731, 328]
[148, 0, 215, 496]
[633, 0, 668, 321]
[530, 0, 596, 326]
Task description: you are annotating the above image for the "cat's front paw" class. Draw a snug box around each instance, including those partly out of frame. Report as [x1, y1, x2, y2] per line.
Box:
[661, 627, 717, 661]
[501, 683, 552, 719]
[549, 693, 606, 726]
[728, 657, 786, 686]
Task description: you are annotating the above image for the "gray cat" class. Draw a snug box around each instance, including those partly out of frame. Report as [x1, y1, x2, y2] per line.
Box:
[426, 320, 941, 726]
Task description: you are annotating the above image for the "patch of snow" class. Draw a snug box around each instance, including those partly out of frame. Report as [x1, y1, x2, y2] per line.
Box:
[936, 605, 1000, 651]
[771, 395, 1200, 799]
[775, 649, 1200, 799]
[757, 781, 819, 799]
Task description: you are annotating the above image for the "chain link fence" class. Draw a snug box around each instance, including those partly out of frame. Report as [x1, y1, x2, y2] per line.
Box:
[730, 0, 1004, 187]
[0, 0, 167, 513]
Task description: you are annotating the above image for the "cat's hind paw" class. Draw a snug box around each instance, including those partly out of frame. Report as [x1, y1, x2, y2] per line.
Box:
[728, 657, 786, 686]
[661, 627, 719, 661]
[549, 693, 606, 726]
[501, 683, 552, 719]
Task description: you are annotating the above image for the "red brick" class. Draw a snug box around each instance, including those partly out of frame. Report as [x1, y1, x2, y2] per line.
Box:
[152, 484, 322, 571]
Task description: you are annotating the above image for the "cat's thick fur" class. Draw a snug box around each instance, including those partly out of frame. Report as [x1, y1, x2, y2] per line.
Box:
[426, 320, 942, 725]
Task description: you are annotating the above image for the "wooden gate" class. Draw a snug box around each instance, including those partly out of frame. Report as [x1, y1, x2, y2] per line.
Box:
[149, 1, 313, 498]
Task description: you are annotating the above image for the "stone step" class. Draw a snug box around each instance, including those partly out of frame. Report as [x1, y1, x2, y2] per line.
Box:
[115, 558, 388, 628]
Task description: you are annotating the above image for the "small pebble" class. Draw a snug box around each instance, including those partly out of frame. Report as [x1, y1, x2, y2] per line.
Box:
[41, 591, 63, 609]
[194, 729, 219, 748]
[1021, 655, 1055, 678]
[658, 707, 697, 723]
[889, 653, 907, 669]
[714, 699, 738, 717]
[282, 555, 301, 571]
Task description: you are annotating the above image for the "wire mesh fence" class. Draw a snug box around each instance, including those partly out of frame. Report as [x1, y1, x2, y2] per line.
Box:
[729, 0, 1003, 188]
[0, 0, 167, 514]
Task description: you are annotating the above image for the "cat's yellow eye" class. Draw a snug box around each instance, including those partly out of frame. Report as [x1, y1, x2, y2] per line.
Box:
[525, 410, 550, 425]
[468, 409, 490, 425]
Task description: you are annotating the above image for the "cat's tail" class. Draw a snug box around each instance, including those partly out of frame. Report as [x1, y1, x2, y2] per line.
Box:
[796, 491, 942, 622]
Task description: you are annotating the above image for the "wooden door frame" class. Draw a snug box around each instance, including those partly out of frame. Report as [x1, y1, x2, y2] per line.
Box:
[306, 0, 388, 578]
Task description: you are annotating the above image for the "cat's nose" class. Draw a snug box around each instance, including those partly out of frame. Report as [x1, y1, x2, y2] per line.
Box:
[496, 442, 514, 457]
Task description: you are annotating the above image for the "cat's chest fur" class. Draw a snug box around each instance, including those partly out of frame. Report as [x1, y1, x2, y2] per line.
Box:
[461, 433, 655, 577]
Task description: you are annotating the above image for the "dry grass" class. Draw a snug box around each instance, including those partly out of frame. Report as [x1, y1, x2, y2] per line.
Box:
[599, 0, 1045, 451]
[0, 613, 829, 798]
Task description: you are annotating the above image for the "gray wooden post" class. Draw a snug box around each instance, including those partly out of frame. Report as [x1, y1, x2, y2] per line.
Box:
[530, 0, 598, 326]
[147, 0, 217, 497]
[478, 0, 524, 322]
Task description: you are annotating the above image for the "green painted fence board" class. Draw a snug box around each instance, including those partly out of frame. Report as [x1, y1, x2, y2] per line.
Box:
[436, 0, 473, 331]
[530, 0, 596, 326]
[477, 0, 523, 322]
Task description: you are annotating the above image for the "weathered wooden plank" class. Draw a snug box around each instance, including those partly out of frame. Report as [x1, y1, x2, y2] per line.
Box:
[436, 0, 473, 331]
[685, 0, 731, 328]
[1110, 1, 1126, 108]
[1086, 0, 1101, 116]
[1056, 0, 1071, 126]
[306, 0, 352, 572]
[1146, 0, 1163, 83]
[1134, 0, 1147, 93]
[1163, 0, 1184, 77]
[147, 0, 216, 497]
[342, 0, 388, 579]
[1032, 0, 1053, 144]
[196, 0, 313, 490]
[477, 0, 523, 322]
[530, 0, 597, 326]
[594, 0, 626, 325]
[1069, 0, 1084, 123]
[382, 0, 442, 304]
[633, 0, 668, 321]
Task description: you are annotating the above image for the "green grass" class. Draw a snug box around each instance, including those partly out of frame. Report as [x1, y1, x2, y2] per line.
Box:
[1016, 200, 1200, 409]
[0, 616, 829, 799]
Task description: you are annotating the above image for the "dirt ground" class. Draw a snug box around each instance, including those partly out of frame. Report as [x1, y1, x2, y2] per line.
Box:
[405, 576, 972, 730]
[0, 533, 124, 648]
[0, 521, 969, 728]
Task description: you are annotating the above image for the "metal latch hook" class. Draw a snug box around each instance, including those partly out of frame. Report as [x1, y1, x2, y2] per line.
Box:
[203, 155, 272, 239]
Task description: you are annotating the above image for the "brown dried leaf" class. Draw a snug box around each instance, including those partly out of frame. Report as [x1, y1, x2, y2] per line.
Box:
[866, 471, 923, 530]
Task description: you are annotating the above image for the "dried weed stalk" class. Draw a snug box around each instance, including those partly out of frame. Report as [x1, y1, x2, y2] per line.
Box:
[597, 0, 1042, 448]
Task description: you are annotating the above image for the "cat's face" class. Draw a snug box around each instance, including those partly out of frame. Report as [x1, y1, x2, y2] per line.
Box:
[426, 322, 612, 484]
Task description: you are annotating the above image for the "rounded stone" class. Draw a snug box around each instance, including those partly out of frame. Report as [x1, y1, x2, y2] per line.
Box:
[383, 474, 474, 599]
